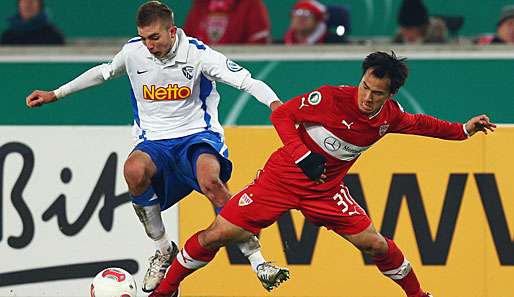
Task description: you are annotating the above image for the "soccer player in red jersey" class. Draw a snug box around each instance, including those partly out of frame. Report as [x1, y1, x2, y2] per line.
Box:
[149, 51, 496, 297]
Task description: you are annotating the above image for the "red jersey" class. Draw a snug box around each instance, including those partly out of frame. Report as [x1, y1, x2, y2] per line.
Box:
[263, 85, 468, 198]
[184, 0, 271, 45]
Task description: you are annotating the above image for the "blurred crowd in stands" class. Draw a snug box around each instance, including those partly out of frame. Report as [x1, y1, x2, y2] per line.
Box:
[1, 0, 513, 46]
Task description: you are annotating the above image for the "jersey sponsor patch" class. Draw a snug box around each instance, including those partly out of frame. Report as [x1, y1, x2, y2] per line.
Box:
[182, 66, 194, 80]
[226, 59, 243, 72]
[143, 84, 192, 101]
[238, 193, 253, 206]
[307, 91, 322, 105]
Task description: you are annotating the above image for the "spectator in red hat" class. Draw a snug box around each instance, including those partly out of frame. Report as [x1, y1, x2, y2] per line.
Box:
[184, 0, 271, 45]
[284, 0, 346, 45]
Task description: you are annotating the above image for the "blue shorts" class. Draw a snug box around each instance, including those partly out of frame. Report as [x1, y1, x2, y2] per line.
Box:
[131, 130, 232, 210]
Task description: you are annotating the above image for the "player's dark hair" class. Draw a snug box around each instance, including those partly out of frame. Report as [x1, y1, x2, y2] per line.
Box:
[362, 51, 409, 94]
[136, 1, 174, 28]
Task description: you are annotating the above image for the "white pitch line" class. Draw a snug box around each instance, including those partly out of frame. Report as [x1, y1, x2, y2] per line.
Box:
[223, 61, 279, 126]
[398, 88, 425, 114]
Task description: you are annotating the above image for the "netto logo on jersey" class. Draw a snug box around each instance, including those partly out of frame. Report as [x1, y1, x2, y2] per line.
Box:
[143, 84, 191, 101]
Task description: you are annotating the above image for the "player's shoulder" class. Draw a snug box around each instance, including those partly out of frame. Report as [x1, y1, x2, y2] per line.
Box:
[182, 28, 210, 54]
[121, 36, 145, 52]
[318, 85, 357, 100]
[186, 36, 209, 51]
[386, 98, 405, 112]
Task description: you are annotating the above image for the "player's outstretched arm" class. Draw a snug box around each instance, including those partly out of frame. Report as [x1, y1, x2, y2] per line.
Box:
[26, 90, 58, 108]
[464, 114, 496, 136]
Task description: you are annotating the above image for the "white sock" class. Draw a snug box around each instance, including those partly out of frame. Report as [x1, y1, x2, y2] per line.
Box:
[248, 251, 266, 272]
[154, 233, 171, 255]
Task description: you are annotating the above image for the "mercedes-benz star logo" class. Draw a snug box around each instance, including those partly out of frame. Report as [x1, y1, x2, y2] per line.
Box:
[323, 137, 341, 151]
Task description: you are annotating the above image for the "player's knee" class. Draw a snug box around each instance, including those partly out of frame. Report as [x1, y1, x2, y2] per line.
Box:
[365, 235, 388, 256]
[199, 228, 230, 249]
[124, 159, 148, 189]
[358, 234, 388, 256]
[199, 177, 229, 206]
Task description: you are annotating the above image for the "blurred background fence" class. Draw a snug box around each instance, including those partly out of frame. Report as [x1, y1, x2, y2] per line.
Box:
[0, 0, 512, 41]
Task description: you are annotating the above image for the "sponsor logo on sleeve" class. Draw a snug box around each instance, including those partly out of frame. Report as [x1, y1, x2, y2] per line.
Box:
[226, 59, 243, 72]
[307, 91, 322, 105]
[299, 91, 322, 109]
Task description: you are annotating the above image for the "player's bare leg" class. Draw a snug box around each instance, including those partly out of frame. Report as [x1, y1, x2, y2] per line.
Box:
[124, 151, 178, 292]
[150, 216, 271, 297]
[195, 153, 289, 291]
[343, 224, 431, 297]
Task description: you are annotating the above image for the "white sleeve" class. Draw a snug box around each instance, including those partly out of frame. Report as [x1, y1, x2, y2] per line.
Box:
[200, 47, 280, 107]
[54, 49, 127, 99]
[200, 47, 250, 89]
[240, 76, 281, 107]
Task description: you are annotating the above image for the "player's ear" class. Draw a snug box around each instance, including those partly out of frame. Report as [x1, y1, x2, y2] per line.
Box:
[168, 26, 177, 36]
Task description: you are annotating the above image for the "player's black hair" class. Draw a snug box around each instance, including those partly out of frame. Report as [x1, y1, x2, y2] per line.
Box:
[136, 1, 174, 28]
[362, 51, 409, 94]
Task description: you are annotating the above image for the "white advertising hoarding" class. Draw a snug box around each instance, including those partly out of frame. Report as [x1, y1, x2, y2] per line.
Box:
[0, 126, 179, 297]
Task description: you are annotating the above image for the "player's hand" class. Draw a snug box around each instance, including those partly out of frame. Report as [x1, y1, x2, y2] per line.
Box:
[464, 114, 496, 136]
[269, 100, 283, 111]
[297, 152, 327, 183]
[26, 90, 58, 108]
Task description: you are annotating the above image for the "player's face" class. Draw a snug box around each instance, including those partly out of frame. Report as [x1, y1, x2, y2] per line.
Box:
[19, 0, 41, 21]
[498, 18, 514, 43]
[137, 21, 177, 58]
[357, 68, 392, 115]
[399, 26, 423, 44]
[290, 9, 318, 34]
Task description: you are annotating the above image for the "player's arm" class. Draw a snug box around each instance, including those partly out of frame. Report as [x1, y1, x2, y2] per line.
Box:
[200, 48, 281, 109]
[26, 49, 127, 108]
[270, 86, 333, 181]
[390, 101, 495, 139]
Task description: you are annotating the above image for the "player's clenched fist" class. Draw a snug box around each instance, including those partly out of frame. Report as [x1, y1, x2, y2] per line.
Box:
[26, 90, 57, 108]
[464, 114, 496, 136]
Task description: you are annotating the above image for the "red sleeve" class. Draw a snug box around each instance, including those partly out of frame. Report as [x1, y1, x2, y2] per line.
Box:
[390, 101, 468, 140]
[270, 86, 335, 163]
[245, 0, 271, 44]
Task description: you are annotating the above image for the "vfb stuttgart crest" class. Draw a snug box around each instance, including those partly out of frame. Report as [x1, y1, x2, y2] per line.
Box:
[379, 124, 390, 136]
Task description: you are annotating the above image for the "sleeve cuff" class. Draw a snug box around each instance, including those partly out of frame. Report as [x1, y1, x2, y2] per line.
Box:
[295, 151, 311, 164]
[462, 123, 470, 138]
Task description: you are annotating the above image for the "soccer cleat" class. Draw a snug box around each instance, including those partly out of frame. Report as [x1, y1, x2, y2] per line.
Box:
[256, 262, 290, 291]
[142, 241, 179, 292]
[421, 292, 433, 297]
[149, 288, 179, 297]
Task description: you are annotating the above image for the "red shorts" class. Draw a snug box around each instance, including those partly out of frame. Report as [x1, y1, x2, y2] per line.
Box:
[220, 175, 371, 236]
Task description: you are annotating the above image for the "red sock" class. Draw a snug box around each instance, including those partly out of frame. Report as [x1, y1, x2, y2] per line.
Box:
[373, 238, 423, 297]
[156, 231, 219, 294]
